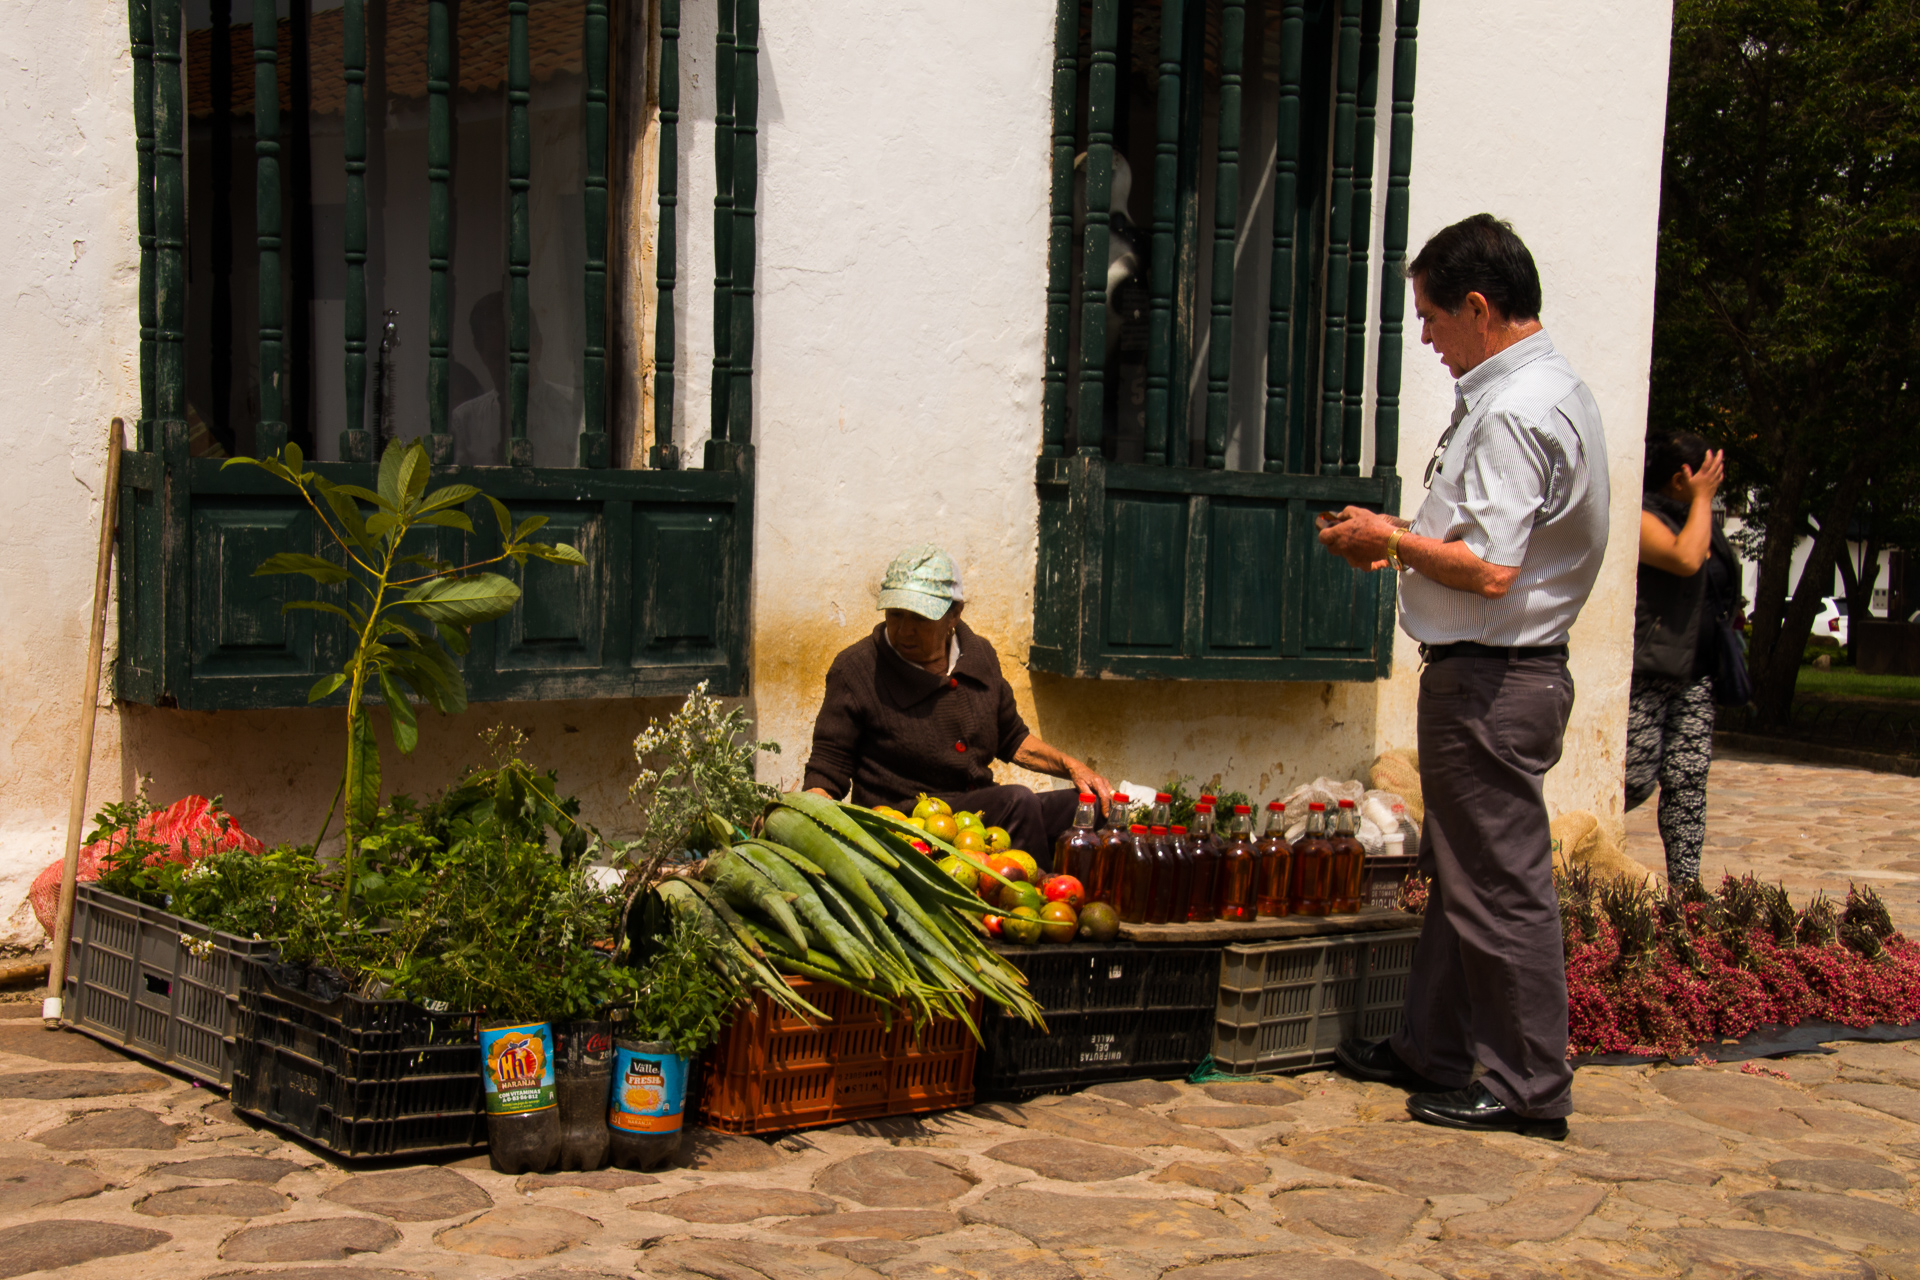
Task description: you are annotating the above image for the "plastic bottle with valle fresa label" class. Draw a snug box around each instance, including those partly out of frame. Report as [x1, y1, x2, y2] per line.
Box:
[1216, 805, 1259, 922]
[1255, 801, 1292, 917]
[1055, 793, 1103, 901]
[608, 1037, 691, 1170]
[481, 1020, 563, 1174]
[1290, 802, 1336, 916]
[1185, 804, 1221, 922]
[1328, 798, 1368, 913]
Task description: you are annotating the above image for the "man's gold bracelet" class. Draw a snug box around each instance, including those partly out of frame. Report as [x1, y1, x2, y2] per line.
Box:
[1387, 527, 1407, 573]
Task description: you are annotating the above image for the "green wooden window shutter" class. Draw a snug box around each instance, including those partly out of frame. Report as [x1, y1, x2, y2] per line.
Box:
[1032, 0, 1417, 683]
[119, 0, 755, 710]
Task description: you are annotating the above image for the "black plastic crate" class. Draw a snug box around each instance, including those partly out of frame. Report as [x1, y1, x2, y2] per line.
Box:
[975, 943, 1221, 1099]
[230, 958, 485, 1159]
[61, 884, 278, 1086]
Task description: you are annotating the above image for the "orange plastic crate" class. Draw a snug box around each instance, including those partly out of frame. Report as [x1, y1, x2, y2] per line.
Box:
[694, 977, 979, 1135]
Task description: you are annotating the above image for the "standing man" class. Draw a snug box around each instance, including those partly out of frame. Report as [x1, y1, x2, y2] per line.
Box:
[1317, 214, 1609, 1140]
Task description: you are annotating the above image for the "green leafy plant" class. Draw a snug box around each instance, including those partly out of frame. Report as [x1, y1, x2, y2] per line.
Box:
[619, 912, 743, 1057]
[627, 682, 780, 875]
[225, 438, 585, 902]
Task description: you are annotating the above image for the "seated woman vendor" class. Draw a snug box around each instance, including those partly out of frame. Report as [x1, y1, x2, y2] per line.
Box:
[802, 545, 1113, 867]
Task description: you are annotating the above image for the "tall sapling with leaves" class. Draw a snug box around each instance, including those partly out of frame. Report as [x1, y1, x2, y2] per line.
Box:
[226, 439, 585, 903]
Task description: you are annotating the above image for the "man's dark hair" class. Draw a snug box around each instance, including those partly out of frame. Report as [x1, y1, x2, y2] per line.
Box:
[1644, 431, 1710, 493]
[1407, 213, 1542, 321]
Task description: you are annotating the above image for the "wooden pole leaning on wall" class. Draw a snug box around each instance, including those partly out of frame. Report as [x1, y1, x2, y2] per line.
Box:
[44, 419, 125, 1026]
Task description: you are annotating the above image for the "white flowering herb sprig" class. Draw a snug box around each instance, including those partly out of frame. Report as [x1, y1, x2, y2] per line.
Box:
[627, 682, 779, 876]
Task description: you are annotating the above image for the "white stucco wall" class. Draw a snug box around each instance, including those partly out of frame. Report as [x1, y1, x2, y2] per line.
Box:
[0, 1, 142, 948]
[0, 0, 1672, 948]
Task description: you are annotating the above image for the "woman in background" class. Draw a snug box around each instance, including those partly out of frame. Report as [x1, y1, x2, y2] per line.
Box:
[1626, 431, 1742, 882]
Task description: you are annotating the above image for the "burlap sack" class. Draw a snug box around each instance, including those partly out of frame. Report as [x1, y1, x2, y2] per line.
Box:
[1550, 809, 1655, 886]
[1368, 749, 1423, 826]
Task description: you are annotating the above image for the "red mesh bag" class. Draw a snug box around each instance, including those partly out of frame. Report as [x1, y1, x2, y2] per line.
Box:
[31, 795, 267, 934]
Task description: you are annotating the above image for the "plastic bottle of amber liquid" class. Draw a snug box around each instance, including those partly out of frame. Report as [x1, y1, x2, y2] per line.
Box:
[1144, 824, 1182, 924]
[1216, 805, 1259, 922]
[1055, 792, 1102, 900]
[1290, 802, 1336, 916]
[1254, 801, 1291, 916]
[1328, 798, 1368, 913]
[1166, 824, 1197, 921]
[1114, 823, 1156, 924]
[1185, 804, 1221, 922]
[1094, 794, 1134, 905]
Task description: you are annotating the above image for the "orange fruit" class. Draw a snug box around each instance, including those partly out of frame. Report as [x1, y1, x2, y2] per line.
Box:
[1038, 901, 1078, 944]
[924, 812, 959, 843]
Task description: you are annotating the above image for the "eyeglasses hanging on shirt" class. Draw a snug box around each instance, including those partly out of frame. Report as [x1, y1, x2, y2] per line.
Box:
[1424, 400, 1472, 489]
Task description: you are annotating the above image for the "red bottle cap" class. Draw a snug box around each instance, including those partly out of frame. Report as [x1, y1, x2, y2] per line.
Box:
[1171, 825, 1188, 834]
[1129, 824, 1148, 834]
[1113, 792, 1131, 803]
[1233, 804, 1251, 814]
[1268, 800, 1285, 810]
[1151, 825, 1168, 835]
[1200, 794, 1217, 803]
[1195, 803, 1214, 813]
[1078, 792, 1096, 802]
[1339, 798, 1356, 807]
[1309, 802, 1326, 811]
[1155, 792, 1172, 802]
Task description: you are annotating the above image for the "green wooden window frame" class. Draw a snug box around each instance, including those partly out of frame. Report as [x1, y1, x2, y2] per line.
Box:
[118, 0, 758, 710]
[1032, 0, 1418, 682]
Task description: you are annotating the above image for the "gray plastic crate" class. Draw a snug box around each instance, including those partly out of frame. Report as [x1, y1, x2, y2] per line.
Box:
[1211, 928, 1420, 1074]
[61, 883, 278, 1086]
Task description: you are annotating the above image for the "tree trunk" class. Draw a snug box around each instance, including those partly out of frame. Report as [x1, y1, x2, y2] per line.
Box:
[1834, 524, 1880, 666]
[1750, 463, 1871, 729]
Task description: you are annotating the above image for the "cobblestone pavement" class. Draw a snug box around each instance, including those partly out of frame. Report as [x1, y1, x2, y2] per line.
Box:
[6, 992, 1920, 1279]
[1624, 746, 1920, 932]
[8, 756, 1920, 1280]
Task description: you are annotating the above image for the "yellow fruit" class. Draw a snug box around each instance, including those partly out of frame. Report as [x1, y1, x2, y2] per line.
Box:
[1004, 850, 1041, 883]
[873, 806, 909, 822]
[938, 856, 980, 893]
[906, 816, 927, 831]
[912, 794, 953, 820]
[953, 811, 984, 831]
[984, 826, 1012, 851]
[924, 812, 960, 843]
[1002, 907, 1043, 945]
[953, 829, 988, 855]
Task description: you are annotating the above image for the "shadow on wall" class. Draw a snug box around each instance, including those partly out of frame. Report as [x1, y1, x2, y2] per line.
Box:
[112, 696, 687, 850]
[1026, 672, 1385, 802]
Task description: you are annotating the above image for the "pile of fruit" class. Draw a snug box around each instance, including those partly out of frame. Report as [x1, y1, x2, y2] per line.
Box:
[873, 796, 1119, 948]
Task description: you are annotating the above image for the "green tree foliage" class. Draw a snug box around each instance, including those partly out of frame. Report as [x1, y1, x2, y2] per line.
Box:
[224, 439, 585, 897]
[1651, 0, 1920, 725]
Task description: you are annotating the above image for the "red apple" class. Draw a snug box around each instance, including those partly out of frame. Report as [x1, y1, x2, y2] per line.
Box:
[1042, 874, 1086, 911]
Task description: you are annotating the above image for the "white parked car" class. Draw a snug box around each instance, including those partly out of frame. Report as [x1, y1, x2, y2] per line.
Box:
[1813, 596, 1849, 647]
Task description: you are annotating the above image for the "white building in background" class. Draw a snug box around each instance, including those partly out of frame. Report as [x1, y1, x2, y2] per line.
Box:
[0, 0, 1673, 948]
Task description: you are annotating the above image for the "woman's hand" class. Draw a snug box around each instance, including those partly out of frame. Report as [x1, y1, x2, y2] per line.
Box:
[1682, 449, 1725, 504]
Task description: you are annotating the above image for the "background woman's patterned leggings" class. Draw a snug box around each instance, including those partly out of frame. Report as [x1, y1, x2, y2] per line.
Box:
[1624, 672, 1716, 881]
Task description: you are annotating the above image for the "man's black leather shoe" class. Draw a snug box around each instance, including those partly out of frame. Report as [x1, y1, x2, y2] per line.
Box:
[1406, 1081, 1569, 1140]
[1334, 1037, 1446, 1090]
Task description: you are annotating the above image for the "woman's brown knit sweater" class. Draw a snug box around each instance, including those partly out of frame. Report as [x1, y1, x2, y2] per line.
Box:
[801, 621, 1032, 807]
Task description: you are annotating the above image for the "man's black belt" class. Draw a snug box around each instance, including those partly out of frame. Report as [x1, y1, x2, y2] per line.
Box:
[1420, 641, 1569, 664]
